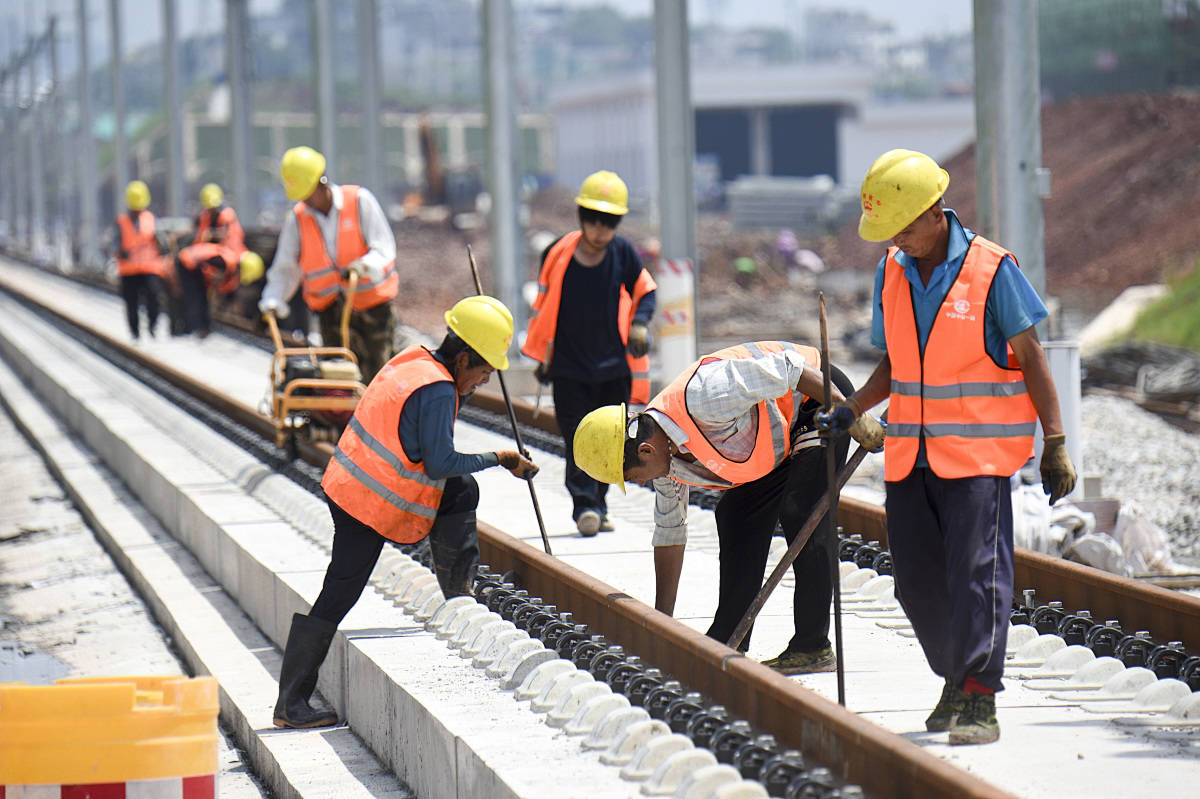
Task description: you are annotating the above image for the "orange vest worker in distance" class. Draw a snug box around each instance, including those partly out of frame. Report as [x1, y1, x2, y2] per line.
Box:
[521, 170, 657, 539]
[259, 146, 400, 382]
[115, 180, 166, 340]
[271, 296, 537, 730]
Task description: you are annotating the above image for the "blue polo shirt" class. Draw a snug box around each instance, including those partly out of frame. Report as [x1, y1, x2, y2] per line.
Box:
[869, 209, 1047, 363]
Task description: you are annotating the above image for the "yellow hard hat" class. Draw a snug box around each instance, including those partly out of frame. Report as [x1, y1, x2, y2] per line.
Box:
[573, 404, 628, 493]
[575, 170, 629, 216]
[199, 183, 224, 209]
[125, 180, 151, 211]
[858, 149, 950, 242]
[280, 146, 326, 201]
[239, 250, 265, 284]
[444, 295, 514, 370]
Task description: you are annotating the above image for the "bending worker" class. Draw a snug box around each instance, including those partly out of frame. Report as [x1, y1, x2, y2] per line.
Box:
[574, 341, 884, 674]
[820, 149, 1076, 745]
[522, 170, 656, 537]
[259, 146, 399, 382]
[176, 183, 246, 337]
[114, 180, 166, 341]
[273, 295, 539, 728]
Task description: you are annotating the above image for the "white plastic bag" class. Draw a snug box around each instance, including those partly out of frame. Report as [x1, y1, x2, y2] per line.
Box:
[1113, 501, 1176, 576]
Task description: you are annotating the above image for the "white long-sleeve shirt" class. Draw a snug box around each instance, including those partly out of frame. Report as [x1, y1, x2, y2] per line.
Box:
[260, 183, 396, 306]
[647, 347, 815, 546]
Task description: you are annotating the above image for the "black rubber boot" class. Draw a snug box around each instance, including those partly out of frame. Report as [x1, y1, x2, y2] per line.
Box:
[428, 511, 479, 598]
[273, 612, 339, 728]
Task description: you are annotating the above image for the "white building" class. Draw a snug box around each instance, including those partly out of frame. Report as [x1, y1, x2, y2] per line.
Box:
[550, 63, 974, 212]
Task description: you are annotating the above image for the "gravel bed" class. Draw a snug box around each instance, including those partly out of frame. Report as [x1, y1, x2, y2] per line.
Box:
[1081, 393, 1200, 564]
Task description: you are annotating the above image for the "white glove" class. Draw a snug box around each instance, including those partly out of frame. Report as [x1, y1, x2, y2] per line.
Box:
[346, 258, 381, 283]
[258, 296, 289, 319]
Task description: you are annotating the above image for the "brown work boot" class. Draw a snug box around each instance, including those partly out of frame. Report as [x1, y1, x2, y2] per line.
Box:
[925, 679, 967, 732]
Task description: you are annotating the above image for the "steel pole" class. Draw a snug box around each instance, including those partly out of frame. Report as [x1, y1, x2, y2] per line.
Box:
[107, 0, 127, 214]
[973, 0, 1046, 298]
[481, 0, 522, 333]
[654, 0, 698, 369]
[29, 35, 46, 258]
[226, 0, 255, 222]
[313, 0, 336, 176]
[49, 16, 72, 268]
[162, 0, 184, 217]
[356, 0, 382, 189]
[76, 0, 99, 269]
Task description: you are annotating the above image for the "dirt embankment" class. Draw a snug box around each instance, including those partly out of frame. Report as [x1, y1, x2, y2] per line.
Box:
[823, 91, 1200, 313]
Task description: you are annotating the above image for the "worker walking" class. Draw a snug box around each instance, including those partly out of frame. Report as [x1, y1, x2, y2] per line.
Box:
[259, 146, 399, 382]
[114, 180, 166, 341]
[176, 183, 247, 337]
[273, 295, 539, 728]
[522, 170, 657, 537]
[573, 341, 884, 673]
[821, 149, 1077, 745]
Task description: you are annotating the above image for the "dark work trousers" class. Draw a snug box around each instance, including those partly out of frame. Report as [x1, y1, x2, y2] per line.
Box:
[885, 469, 1014, 692]
[318, 299, 396, 384]
[176, 256, 217, 335]
[119, 273, 162, 339]
[309, 474, 480, 626]
[553, 374, 632, 522]
[705, 366, 853, 654]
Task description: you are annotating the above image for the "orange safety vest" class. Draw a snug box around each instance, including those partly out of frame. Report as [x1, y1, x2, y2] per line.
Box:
[321, 346, 455, 543]
[521, 230, 658, 403]
[295, 185, 398, 312]
[116, 211, 163, 277]
[646, 341, 819, 487]
[180, 205, 247, 294]
[881, 235, 1037, 481]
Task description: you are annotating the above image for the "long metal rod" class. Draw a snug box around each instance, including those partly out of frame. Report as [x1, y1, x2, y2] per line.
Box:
[725, 440, 871, 653]
[819, 293, 846, 706]
[76, 0, 99, 269]
[466, 244, 553, 556]
[162, 0, 183, 217]
[107, 0, 127, 214]
[356, 0, 382, 187]
[226, 0, 255, 223]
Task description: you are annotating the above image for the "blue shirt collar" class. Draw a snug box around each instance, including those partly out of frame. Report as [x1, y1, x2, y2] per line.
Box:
[892, 208, 972, 272]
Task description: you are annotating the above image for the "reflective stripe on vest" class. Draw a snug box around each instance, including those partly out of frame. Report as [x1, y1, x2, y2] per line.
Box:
[646, 340, 817, 487]
[521, 231, 657, 403]
[117, 211, 161, 276]
[296, 185, 398, 312]
[320, 346, 453, 543]
[881, 234, 1037, 481]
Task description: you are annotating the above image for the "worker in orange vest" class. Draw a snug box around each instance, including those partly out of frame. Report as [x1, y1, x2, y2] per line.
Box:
[114, 180, 166, 340]
[272, 296, 538, 729]
[258, 146, 399, 381]
[573, 342, 883, 673]
[522, 170, 657, 538]
[821, 149, 1077, 745]
[175, 183, 247, 337]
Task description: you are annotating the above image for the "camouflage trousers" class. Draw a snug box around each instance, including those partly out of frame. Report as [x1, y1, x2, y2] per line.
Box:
[318, 299, 396, 384]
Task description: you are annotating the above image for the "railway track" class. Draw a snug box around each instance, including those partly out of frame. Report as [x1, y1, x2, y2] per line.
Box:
[2, 258, 1198, 799]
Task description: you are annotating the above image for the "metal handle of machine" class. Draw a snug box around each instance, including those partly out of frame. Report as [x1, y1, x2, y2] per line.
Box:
[340, 269, 359, 349]
[264, 309, 284, 352]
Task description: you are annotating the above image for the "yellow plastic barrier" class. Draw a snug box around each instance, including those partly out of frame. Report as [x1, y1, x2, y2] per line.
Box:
[0, 676, 218, 790]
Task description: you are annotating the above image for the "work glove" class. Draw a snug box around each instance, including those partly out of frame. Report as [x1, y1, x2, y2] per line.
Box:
[346, 258, 381, 283]
[534, 361, 552, 386]
[627, 322, 649, 358]
[848, 412, 885, 453]
[346, 259, 366, 279]
[258, 296, 289, 320]
[1039, 434, 1077, 505]
[497, 450, 539, 479]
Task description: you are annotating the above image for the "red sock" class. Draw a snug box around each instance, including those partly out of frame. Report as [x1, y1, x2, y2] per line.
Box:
[963, 676, 995, 695]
